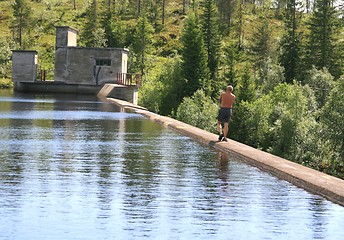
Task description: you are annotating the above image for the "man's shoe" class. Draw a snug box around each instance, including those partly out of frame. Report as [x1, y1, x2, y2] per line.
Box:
[221, 137, 228, 142]
[218, 133, 224, 141]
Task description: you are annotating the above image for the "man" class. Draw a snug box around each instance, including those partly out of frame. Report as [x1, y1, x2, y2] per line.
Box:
[217, 85, 236, 142]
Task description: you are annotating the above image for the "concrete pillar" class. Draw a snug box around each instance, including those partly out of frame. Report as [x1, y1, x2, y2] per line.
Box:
[98, 84, 139, 105]
[121, 49, 129, 74]
[11, 50, 38, 82]
[55, 26, 78, 49]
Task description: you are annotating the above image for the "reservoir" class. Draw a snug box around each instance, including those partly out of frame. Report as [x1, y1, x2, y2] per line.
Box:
[0, 90, 343, 239]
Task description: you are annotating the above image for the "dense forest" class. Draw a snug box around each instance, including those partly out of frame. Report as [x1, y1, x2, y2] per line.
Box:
[0, 0, 343, 178]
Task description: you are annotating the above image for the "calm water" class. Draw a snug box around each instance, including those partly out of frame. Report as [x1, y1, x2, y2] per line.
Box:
[0, 90, 343, 240]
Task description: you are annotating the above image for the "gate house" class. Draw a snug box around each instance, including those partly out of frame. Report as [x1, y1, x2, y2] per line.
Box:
[11, 26, 139, 104]
[54, 26, 128, 85]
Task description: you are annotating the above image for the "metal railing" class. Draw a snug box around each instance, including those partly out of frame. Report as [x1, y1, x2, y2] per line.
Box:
[37, 69, 53, 81]
[36, 70, 141, 86]
[116, 73, 142, 86]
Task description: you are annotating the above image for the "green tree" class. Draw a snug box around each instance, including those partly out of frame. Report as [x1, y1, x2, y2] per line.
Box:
[279, 0, 302, 83]
[234, 82, 319, 163]
[232, 95, 273, 148]
[256, 58, 285, 95]
[321, 76, 344, 164]
[201, 0, 222, 86]
[236, 65, 255, 103]
[303, 66, 335, 108]
[11, 0, 32, 49]
[111, 19, 128, 48]
[304, 0, 342, 79]
[251, 6, 273, 70]
[85, 0, 97, 38]
[231, 100, 251, 144]
[180, 13, 210, 98]
[275, 0, 288, 18]
[101, 7, 115, 47]
[132, 15, 155, 76]
[162, 0, 166, 25]
[235, 0, 244, 49]
[216, 0, 237, 33]
[138, 56, 184, 115]
[81, 0, 107, 47]
[267, 83, 315, 160]
[93, 28, 108, 47]
[145, 0, 162, 29]
[81, 0, 98, 46]
[176, 89, 218, 132]
[0, 37, 17, 80]
[158, 57, 185, 116]
[223, 42, 241, 88]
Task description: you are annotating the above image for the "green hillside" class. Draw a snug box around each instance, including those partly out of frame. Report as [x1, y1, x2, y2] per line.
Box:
[0, 0, 286, 70]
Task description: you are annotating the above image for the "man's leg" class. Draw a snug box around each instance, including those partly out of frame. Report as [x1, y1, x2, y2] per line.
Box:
[217, 121, 222, 134]
[223, 122, 229, 141]
[222, 109, 232, 141]
[217, 121, 224, 140]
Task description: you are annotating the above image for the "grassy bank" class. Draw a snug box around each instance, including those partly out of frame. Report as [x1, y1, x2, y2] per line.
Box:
[0, 78, 13, 89]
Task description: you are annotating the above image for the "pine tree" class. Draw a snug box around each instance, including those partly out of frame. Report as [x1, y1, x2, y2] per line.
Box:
[236, 0, 244, 49]
[251, 6, 273, 70]
[305, 0, 342, 79]
[180, 13, 210, 98]
[82, 0, 107, 47]
[201, 0, 221, 79]
[275, 0, 288, 18]
[223, 42, 240, 88]
[200, 0, 222, 96]
[162, 0, 166, 25]
[279, 0, 302, 83]
[216, 0, 237, 33]
[237, 65, 255, 103]
[132, 15, 154, 76]
[81, 0, 99, 47]
[321, 77, 344, 163]
[11, 0, 31, 49]
[102, 8, 115, 47]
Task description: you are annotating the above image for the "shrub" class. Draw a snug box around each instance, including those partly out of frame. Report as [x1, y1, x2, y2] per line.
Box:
[176, 89, 218, 133]
[0, 78, 13, 89]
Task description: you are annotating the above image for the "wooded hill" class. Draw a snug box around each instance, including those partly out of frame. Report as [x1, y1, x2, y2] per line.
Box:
[0, 0, 343, 179]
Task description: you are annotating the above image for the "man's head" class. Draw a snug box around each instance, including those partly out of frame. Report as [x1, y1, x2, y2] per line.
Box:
[226, 85, 233, 92]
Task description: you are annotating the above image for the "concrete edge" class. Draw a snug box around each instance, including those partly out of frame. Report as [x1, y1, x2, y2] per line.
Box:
[99, 96, 147, 111]
[106, 97, 344, 207]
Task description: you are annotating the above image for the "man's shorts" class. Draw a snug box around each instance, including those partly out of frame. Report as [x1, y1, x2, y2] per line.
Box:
[217, 108, 232, 123]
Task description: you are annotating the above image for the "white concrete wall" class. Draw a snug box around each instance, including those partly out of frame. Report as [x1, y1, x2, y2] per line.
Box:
[56, 26, 78, 48]
[54, 47, 129, 85]
[12, 50, 38, 82]
[98, 84, 138, 104]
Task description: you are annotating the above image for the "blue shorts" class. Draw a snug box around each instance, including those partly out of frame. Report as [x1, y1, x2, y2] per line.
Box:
[217, 108, 232, 123]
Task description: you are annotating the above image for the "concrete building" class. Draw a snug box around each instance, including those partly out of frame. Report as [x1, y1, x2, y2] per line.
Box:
[54, 26, 128, 86]
[11, 26, 139, 104]
[11, 50, 38, 83]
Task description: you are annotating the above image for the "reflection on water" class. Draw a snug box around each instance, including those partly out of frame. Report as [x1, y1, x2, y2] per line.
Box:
[0, 91, 343, 240]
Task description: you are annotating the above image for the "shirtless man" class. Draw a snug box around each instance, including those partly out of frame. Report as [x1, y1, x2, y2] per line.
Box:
[217, 85, 236, 142]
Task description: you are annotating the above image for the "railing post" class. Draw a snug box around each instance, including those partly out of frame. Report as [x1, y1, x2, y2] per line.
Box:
[116, 72, 142, 86]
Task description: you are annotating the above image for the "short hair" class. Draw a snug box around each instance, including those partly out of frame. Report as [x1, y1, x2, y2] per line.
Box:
[227, 85, 233, 92]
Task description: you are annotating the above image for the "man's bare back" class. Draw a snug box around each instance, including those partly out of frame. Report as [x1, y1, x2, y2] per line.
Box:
[220, 86, 235, 108]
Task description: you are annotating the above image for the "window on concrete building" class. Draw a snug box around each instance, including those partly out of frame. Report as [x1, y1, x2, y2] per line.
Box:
[96, 59, 111, 66]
